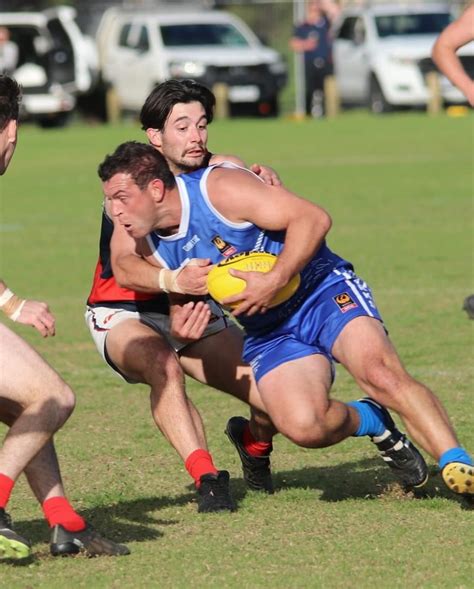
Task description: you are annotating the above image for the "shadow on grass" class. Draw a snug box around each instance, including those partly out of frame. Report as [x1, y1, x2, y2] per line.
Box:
[17, 491, 197, 547]
[231, 457, 469, 507]
[15, 458, 471, 550]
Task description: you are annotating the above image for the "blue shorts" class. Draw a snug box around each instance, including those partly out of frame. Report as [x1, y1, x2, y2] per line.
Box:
[243, 268, 383, 383]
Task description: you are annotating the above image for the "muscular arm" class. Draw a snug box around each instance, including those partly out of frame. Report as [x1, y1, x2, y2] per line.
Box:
[110, 221, 161, 293]
[110, 218, 211, 295]
[432, 5, 474, 106]
[208, 168, 331, 313]
[109, 154, 281, 294]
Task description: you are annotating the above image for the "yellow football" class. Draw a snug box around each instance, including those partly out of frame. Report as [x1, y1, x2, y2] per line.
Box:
[206, 251, 301, 309]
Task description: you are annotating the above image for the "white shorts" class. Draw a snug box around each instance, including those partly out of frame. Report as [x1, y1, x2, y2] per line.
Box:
[85, 303, 229, 382]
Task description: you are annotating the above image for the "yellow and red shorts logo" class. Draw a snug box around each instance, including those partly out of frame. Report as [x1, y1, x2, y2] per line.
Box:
[333, 292, 358, 313]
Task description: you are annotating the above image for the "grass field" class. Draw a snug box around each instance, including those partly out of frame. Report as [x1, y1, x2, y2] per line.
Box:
[0, 111, 473, 588]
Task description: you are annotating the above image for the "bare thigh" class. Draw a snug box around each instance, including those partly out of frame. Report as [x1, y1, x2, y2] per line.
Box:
[332, 316, 409, 397]
[179, 325, 265, 411]
[104, 318, 179, 384]
[0, 323, 66, 408]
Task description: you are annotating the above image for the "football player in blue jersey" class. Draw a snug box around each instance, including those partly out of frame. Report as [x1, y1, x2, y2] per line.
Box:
[104, 80, 435, 497]
[98, 139, 472, 499]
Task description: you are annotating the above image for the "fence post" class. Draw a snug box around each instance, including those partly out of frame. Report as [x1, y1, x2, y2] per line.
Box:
[426, 72, 442, 115]
[105, 85, 121, 124]
[213, 83, 230, 119]
[324, 75, 340, 118]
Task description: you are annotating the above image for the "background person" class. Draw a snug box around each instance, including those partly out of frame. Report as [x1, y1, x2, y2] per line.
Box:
[0, 75, 129, 561]
[290, 0, 340, 117]
[432, 3, 474, 107]
[432, 3, 474, 320]
[0, 28, 18, 76]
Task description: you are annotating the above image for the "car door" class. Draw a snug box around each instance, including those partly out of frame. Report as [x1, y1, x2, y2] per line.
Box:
[43, 6, 97, 94]
[110, 22, 156, 110]
[333, 15, 369, 102]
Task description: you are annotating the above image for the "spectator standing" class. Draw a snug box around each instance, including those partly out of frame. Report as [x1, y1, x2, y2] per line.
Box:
[290, 0, 340, 117]
[0, 28, 18, 76]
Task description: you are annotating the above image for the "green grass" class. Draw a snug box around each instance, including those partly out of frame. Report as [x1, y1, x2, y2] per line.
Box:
[0, 111, 473, 588]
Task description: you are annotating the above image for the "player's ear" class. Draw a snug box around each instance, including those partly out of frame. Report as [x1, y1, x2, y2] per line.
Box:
[146, 128, 162, 149]
[7, 119, 17, 143]
[150, 178, 165, 202]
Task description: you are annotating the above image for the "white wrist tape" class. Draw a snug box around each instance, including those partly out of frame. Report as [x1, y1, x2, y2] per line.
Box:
[0, 288, 26, 319]
[0, 288, 14, 307]
[158, 268, 185, 294]
[10, 299, 26, 322]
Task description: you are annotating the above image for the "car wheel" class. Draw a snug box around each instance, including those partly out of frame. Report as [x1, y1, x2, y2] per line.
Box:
[38, 113, 71, 129]
[368, 76, 392, 114]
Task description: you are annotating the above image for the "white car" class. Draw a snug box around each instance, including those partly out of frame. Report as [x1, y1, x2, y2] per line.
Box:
[0, 6, 98, 126]
[96, 7, 287, 116]
[332, 2, 474, 113]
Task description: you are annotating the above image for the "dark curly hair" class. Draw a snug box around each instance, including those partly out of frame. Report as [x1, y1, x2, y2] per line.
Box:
[0, 75, 21, 131]
[98, 141, 176, 190]
[140, 79, 215, 131]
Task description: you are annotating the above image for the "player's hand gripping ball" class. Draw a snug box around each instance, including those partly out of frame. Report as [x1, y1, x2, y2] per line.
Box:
[206, 251, 301, 309]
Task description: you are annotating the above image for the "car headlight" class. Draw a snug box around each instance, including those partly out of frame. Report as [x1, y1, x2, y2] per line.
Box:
[269, 61, 287, 75]
[169, 61, 206, 78]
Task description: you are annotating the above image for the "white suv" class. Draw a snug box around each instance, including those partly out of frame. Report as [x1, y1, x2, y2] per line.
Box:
[96, 7, 287, 116]
[332, 3, 474, 113]
[0, 6, 97, 126]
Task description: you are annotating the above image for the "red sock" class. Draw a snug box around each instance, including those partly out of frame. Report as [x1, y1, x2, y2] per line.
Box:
[243, 425, 273, 457]
[0, 473, 14, 509]
[185, 449, 218, 487]
[42, 497, 86, 532]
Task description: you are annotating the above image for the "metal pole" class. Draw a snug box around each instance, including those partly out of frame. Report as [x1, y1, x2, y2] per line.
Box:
[293, 0, 306, 118]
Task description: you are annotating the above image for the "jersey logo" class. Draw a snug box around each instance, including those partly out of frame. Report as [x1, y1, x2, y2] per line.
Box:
[183, 234, 200, 252]
[211, 235, 237, 257]
[333, 292, 358, 313]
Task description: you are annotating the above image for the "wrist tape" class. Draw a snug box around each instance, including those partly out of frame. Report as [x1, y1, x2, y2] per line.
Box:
[0, 288, 26, 321]
[158, 268, 185, 294]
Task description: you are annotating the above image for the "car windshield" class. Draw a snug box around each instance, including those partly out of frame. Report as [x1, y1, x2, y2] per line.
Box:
[375, 13, 451, 37]
[160, 23, 250, 47]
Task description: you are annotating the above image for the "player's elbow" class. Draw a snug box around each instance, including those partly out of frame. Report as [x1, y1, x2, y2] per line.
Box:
[431, 40, 441, 64]
[114, 274, 133, 290]
[111, 261, 132, 289]
[431, 35, 453, 65]
[316, 208, 332, 237]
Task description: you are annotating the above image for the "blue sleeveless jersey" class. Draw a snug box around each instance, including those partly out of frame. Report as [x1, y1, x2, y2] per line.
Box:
[146, 163, 353, 333]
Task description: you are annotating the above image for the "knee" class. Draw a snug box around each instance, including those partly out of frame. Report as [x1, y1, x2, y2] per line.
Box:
[276, 412, 328, 448]
[52, 382, 76, 425]
[158, 354, 183, 383]
[148, 355, 184, 399]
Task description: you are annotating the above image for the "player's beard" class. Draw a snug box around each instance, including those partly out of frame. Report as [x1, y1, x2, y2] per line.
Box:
[171, 150, 212, 175]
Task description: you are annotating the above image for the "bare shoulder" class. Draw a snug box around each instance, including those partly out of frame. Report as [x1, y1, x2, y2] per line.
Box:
[208, 165, 258, 190]
[209, 153, 246, 167]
